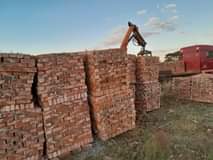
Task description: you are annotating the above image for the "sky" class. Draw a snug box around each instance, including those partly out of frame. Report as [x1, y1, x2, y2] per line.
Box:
[0, 0, 213, 59]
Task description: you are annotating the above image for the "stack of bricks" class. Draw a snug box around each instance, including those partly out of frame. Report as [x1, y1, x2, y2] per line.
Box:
[171, 76, 192, 99]
[36, 53, 93, 159]
[191, 73, 213, 103]
[135, 56, 161, 112]
[136, 81, 161, 112]
[127, 54, 137, 99]
[86, 49, 136, 141]
[159, 61, 185, 74]
[0, 54, 44, 160]
[171, 73, 213, 103]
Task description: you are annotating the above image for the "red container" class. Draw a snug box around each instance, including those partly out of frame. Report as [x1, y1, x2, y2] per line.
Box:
[180, 45, 213, 72]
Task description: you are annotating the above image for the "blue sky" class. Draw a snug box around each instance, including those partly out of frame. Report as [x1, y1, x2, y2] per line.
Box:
[0, 0, 213, 59]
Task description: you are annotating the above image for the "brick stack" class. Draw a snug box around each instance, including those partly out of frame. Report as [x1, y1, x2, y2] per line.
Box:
[0, 54, 44, 160]
[127, 54, 137, 99]
[36, 53, 93, 159]
[136, 81, 161, 112]
[191, 73, 213, 103]
[171, 73, 213, 103]
[171, 76, 192, 99]
[136, 56, 160, 83]
[135, 56, 161, 112]
[86, 49, 136, 141]
[159, 61, 185, 74]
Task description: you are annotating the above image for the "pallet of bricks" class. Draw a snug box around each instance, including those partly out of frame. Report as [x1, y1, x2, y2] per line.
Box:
[0, 54, 44, 160]
[135, 56, 161, 112]
[36, 53, 93, 159]
[171, 76, 192, 99]
[171, 73, 213, 103]
[191, 73, 213, 103]
[86, 49, 136, 141]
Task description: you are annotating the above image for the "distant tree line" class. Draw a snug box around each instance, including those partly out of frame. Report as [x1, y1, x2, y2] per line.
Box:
[164, 51, 180, 62]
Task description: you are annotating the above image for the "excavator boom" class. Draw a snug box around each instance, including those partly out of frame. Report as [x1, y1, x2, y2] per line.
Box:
[120, 22, 151, 56]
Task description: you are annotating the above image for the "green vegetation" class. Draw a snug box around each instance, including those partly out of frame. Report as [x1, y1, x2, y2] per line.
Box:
[61, 96, 213, 160]
[165, 51, 180, 62]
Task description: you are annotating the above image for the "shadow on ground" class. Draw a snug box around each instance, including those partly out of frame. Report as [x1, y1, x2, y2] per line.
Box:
[60, 96, 213, 160]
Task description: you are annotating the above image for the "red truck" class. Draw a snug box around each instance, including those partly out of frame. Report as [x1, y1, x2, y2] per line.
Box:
[159, 45, 213, 80]
[180, 45, 213, 73]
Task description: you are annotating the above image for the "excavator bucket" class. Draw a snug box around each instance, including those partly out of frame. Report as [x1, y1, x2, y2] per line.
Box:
[137, 49, 152, 56]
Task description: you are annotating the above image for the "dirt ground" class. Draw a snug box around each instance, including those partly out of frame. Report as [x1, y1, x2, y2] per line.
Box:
[61, 96, 213, 160]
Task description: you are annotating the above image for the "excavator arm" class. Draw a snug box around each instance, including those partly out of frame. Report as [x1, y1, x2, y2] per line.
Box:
[120, 22, 152, 56]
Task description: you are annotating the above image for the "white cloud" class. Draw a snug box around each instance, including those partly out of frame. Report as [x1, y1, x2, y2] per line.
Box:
[178, 31, 187, 35]
[145, 16, 178, 32]
[137, 9, 147, 16]
[99, 25, 160, 48]
[163, 3, 177, 13]
[170, 15, 179, 21]
[143, 31, 160, 37]
[165, 4, 176, 9]
[101, 26, 127, 47]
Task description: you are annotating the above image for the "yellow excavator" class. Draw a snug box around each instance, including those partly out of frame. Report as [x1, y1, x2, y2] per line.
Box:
[120, 22, 152, 56]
